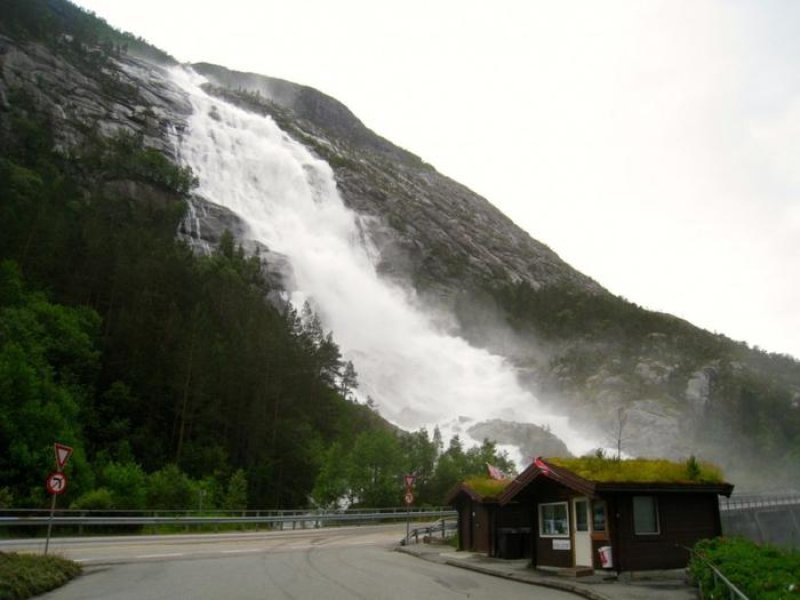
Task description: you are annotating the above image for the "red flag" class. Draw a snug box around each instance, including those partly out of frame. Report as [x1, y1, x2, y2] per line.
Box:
[533, 457, 551, 474]
[486, 463, 507, 480]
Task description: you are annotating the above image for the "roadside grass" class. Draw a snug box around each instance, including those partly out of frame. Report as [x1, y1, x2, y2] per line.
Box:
[689, 537, 800, 599]
[0, 552, 81, 600]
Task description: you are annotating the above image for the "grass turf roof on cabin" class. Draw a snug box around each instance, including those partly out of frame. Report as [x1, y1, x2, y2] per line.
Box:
[456, 457, 725, 504]
[461, 476, 512, 499]
[546, 456, 725, 484]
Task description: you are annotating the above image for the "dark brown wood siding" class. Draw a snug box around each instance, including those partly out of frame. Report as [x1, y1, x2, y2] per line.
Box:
[496, 502, 534, 529]
[457, 502, 472, 551]
[455, 498, 493, 553]
[453, 497, 505, 554]
[590, 498, 612, 569]
[532, 483, 575, 568]
[536, 535, 573, 568]
[493, 503, 533, 559]
[473, 503, 492, 552]
[613, 492, 722, 571]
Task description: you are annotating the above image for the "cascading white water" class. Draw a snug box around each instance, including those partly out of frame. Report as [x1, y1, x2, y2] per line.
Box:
[170, 67, 595, 458]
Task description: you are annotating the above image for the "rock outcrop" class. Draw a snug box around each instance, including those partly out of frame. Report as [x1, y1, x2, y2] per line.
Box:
[0, 34, 189, 159]
[178, 196, 292, 291]
[468, 419, 572, 459]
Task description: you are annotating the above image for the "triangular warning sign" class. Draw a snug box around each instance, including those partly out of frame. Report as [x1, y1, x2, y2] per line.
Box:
[54, 443, 73, 470]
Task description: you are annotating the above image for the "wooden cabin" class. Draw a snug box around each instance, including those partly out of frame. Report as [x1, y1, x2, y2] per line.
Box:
[446, 483, 496, 554]
[448, 458, 733, 573]
[445, 477, 533, 558]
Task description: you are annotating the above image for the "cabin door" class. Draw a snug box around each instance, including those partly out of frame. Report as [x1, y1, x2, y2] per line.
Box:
[572, 497, 592, 567]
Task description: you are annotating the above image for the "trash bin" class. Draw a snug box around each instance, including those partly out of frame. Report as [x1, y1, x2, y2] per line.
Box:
[598, 545, 613, 569]
[497, 532, 521, 558]
[496, 528, 531, 559]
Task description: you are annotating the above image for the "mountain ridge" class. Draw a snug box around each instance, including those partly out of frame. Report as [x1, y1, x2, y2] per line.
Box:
[194, 62, 606, 300]
[190, 64, 800, 489]
[1, 0, 798, 494]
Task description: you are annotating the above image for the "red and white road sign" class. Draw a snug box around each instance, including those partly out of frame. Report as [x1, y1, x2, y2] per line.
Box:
[54, 443, 73, 471]
[46, 471, 68, 495]
[404, 491, 414, 505]
[404, 474, 416, 489]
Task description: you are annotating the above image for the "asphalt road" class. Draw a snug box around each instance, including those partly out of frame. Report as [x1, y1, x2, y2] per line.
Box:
[13, 525, 579, 600]
[3, 524, 405, 565]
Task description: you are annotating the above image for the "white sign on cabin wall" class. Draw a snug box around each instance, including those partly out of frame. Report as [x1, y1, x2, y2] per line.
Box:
[552, 538, 571, 551]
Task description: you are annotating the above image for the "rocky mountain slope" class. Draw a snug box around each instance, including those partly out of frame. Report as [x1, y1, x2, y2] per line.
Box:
[190, 64, 800, 488]
[2, 2, 799, 491]
[194, 62, 605, 299]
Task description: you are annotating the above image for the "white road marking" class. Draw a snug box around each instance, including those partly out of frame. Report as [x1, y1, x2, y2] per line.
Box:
[137, 553, 184, 559]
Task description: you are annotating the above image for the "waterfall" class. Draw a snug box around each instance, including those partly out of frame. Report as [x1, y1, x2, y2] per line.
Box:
[170, 67, 594, 458]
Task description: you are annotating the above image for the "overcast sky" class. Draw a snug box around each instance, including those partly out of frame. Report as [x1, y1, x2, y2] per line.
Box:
[73, 0, 800, 360]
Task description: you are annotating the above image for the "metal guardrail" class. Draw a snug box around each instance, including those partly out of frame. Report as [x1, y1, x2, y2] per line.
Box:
[719, 494, 800, 550]
[0, 507, 457, 529]
[402, 518, 457, 545]
[682, 544, 749, 600]
[719, 493, 800, 512]
[688, 549, 749, 600]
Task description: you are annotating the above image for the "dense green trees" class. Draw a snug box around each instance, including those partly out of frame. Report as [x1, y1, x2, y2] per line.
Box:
[310, 427, 516, 508]
[0, 157, 328, 506]
[0, 67, 386, 508]
[0, 43, 514, 510]
[0, 261, 97, 505]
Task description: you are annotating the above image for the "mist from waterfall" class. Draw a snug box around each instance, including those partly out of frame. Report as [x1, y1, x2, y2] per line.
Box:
[170, 67, 595, 458]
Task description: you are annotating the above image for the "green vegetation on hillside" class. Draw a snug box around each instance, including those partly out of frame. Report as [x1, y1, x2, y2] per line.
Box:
[0, 0, 175, 64]
[0, 76, 380, 508]
[0, 5, 516, 509]
[492, 281, 727, 359]
[485, 280, 800, 486]
[0, 552, 81, 600]
[689, 537, 800, 599]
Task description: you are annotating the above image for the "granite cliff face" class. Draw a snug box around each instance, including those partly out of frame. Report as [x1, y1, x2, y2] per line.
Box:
[187, 65, 798, 469]
[193, 63, 604, 300]
[3, 23, 799, 489]
[190, 64, 800, 486]
[0, 33, 187, 160]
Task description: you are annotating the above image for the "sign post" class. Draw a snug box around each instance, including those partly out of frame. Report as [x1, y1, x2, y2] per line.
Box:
[44, 443, 72, 555]
[403, 474, 416, 543]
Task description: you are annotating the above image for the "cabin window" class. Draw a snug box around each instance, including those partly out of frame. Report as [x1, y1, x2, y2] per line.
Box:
[575, 499, 589, 532]
[592, 500, 607, 532]
[633, 496, 660, 535]
[539, 502, 569, 537]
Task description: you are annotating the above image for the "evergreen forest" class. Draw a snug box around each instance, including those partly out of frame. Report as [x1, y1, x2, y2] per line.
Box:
[2, 0, 799, 513]
[0, 0, 514, 510]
